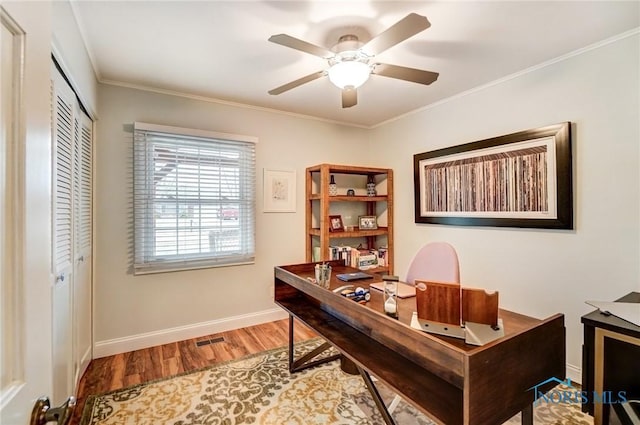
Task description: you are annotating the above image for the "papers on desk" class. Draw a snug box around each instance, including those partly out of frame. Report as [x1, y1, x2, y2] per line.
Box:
[585, 301, 640, 327]
[369, 281, 416, 298]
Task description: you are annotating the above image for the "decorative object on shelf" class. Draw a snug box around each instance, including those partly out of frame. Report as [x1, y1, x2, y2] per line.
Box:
[413, 122, 572, 229]
[328, 215, 344, 232]
[263, 168, 296, 212]
[329, 174, 338, 196]
[346, 188, 355, 196]
[358, 215, 378, 230]
[383, 275, 399, 318]
[366, 175, 377, 196]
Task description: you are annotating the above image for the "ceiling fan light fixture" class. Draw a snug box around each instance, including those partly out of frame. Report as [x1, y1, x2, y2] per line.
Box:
[327, 61, 371, 89]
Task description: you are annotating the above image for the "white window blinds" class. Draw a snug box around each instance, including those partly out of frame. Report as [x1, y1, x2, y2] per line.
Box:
[133, 122, 256, 274]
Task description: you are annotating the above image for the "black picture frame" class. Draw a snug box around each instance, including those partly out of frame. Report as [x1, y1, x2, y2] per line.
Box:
[413, 122, 573, 229]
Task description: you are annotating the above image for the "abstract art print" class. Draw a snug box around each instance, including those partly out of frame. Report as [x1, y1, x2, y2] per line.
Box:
[414, 122, 572, 229]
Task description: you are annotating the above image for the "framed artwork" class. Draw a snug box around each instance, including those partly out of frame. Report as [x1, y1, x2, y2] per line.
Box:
[358, 215, 378, 230]
[414, 122, 573, 229]
[263, 169, 296, 213]
[328, 215, 344, 232]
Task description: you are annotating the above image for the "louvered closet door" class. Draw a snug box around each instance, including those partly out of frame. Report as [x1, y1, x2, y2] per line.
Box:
[52, 64, 94, 399]
[53, 79, 74, 285]
[73, 112, 92, 382]
[52, 68, 75, 403]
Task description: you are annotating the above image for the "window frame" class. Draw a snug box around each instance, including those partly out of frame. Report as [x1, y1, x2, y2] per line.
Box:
[133, 122, 257, 275]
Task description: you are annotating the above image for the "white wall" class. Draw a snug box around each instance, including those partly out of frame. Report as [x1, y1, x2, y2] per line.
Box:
[52, 0, 98, 117]
[370, 33, 640, 378]
[94, 85, 368, 355]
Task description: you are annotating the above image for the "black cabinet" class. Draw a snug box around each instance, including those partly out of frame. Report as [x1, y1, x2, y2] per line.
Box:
[581, 292, 640, 425]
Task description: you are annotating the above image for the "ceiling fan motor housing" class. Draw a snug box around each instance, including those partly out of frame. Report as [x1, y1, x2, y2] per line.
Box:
[333, 34, 364, 52]
[330, 34, 371, 65]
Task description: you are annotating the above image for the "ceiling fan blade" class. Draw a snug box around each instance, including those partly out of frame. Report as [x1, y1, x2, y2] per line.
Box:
[268, 71, 326, 95]
[362, 13, 431, 56]
[342, 87, 357, 108]
[372, 63, 439, 85]
[268, 34, 335, 59]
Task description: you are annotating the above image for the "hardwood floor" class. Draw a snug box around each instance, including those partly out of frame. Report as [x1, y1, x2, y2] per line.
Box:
[71, 318, 317, 425]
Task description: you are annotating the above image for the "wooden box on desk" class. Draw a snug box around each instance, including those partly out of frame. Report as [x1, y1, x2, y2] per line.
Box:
[274, 261, 566, 425]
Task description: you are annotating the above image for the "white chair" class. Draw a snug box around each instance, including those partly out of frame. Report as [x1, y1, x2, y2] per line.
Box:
[405, 241, 460, 285]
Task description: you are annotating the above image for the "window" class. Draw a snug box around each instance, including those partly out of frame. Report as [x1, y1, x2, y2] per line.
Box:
[133, 122, 256, 274]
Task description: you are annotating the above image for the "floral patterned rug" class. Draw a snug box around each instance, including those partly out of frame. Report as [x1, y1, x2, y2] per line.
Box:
[80, 339, 593, 425]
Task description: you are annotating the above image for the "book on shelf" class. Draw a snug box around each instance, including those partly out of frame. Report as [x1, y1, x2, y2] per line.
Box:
[327, 245, 389, 271]
[312, 246, 321, 262]
[377, 247, 388, 268]
[328, 245, 357, 266]
[357, 254, 377, 270]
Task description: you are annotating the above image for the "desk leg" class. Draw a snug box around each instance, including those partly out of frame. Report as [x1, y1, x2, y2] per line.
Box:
[357, 365, 397, 425]
[288, 314, 295, 372]
[521, 404, 533, 425]
[289, 315, 293, 372]
[287, 315, 340, 373]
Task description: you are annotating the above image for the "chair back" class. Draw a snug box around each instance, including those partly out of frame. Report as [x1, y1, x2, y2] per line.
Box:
[405, 242, 460, 284]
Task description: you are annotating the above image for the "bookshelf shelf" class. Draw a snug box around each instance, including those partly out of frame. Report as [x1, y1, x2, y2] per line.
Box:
[305, 164, 394, 274]
[308, 227, 389, 238]
[308, 194, 388, 202]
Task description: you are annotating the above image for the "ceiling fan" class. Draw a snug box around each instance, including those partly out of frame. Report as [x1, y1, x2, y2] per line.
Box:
[268, 13, 439, 108]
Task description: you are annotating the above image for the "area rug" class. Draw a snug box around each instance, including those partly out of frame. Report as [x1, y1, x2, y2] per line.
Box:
[80, 339, 593, 425]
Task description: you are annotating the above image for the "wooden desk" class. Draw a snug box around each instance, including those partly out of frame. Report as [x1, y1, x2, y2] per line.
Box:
[581, 292, 640, 425]
[274, 261, 566, 425]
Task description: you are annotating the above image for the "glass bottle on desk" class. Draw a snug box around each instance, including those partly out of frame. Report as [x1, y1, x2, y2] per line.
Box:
[383, 275, 399, 318]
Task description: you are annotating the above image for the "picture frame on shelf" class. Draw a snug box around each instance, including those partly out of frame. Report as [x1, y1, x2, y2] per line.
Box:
[328, 215, 344, 232]
[263, 168, 296, 213]
[358, 215, 378, 230]
[413, 122, 572, 229]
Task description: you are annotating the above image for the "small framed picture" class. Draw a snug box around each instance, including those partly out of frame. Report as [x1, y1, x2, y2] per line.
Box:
[328, 215, 344, 232]
[263, 168, 296, 213]
[358, 215, 378, 230]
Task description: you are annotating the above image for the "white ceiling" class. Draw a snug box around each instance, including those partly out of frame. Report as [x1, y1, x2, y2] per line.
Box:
[71, 1, 640, 127]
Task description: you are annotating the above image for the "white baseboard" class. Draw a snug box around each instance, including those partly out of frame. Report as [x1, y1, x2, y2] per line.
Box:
[566, 363, 582, 385]
[93, 308, 288, 358]
[75, 346, 92, 386]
